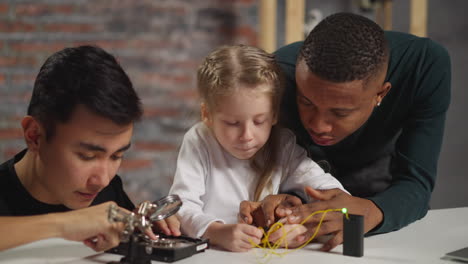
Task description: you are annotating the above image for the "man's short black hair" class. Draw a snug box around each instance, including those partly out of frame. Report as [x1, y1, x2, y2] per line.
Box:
[28, 45, 142, 139]
[299, 12, 388, 82]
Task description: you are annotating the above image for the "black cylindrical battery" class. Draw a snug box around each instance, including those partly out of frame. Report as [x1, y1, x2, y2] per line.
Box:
[343, 214, 364, 257]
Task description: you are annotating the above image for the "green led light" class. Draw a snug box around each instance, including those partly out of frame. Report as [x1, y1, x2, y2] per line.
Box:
[341, 208, 348, 214]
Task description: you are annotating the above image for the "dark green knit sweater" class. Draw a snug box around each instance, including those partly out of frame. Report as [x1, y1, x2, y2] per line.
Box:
[275, 31, 451, 234]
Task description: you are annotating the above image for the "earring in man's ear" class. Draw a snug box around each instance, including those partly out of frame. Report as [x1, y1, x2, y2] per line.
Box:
[377, 102, 381, 106]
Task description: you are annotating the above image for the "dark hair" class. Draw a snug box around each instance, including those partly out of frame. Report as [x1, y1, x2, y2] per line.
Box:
[299, 12, 388, 82]
[28, 45, 142, 139]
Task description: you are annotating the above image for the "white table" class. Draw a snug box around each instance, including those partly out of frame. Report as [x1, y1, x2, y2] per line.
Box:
[1, 207, 467, 264]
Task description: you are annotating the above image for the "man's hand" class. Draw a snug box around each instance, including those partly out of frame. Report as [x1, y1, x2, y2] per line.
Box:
[203, 222, 263, 252]
[0, 202, 133, 252]
[267, 223, 308, 248]
[152, 214, 181, 236]
[286, 187, 383, 251]
[238, 194, 302, 227]
[58, 202, 126, 252]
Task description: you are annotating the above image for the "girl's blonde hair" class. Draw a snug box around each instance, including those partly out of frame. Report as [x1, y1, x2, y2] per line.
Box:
[197, 44, 284, 201]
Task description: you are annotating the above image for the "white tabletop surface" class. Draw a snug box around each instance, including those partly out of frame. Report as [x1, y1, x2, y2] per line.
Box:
[1, 207, 467, 264]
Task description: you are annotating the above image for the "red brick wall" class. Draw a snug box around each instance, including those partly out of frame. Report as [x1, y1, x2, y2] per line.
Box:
[0, 0, 258, 203]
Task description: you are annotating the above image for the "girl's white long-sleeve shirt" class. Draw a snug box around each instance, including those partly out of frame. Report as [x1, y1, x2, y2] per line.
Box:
[169, 122, 347, 238]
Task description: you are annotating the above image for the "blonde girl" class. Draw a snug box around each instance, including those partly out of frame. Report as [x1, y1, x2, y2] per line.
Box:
[169, 44, 346, 252]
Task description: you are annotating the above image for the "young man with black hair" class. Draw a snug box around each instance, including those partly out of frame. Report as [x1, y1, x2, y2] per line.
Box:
[239, 12, 451, 251]
[0, 46, 180, 252]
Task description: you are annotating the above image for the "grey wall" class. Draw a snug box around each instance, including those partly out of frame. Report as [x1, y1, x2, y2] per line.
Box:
[423, 0, 468, 209]
[390, 0, 468, 209]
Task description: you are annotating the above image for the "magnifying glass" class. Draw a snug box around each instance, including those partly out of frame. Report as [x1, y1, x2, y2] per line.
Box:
[109, 194, 183, 238]
[148, 194, 182, 221]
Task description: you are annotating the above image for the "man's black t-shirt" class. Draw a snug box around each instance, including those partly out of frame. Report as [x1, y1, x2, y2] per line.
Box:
[0, 150, 135, 216]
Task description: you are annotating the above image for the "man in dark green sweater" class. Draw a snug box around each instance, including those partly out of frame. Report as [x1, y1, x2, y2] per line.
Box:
[239, 12, 451, 251]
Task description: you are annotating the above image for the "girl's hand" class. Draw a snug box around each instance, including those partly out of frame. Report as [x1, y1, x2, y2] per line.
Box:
[203, 222, 263, 252]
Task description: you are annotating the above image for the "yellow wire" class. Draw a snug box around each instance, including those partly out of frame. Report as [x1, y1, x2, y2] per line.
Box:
[250, 208, 349, 259]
